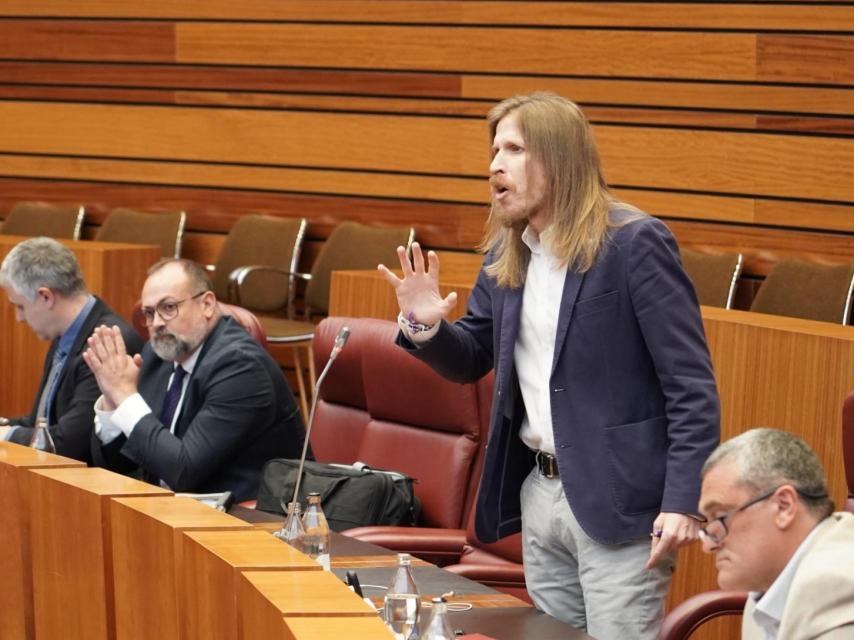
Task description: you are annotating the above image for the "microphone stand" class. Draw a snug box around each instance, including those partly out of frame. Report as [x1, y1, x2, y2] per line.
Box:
[290, 325, 350, 508]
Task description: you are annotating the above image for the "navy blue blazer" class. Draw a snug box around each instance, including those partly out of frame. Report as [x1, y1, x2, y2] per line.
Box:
[9, 297, 143, 463]
[402, 214, 720, 545]
[91, 316, 307, 502]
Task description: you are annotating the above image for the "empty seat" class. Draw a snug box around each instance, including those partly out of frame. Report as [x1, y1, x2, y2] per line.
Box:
[95, 208, 186, 258]
[750, 259, 854, 324]
[3, 202, 85, 240]
[308, 316, 488, 531]
[681, 249, 742, 309]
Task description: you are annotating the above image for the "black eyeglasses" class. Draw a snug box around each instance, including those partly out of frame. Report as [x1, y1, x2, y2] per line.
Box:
[698, 486, 780, 544]
[699, 484, 828, 544]
[141, 291, 206, 325]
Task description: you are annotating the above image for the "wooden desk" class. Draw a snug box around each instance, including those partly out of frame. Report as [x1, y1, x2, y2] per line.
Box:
[0, 235, 160, 415]
[328, 266, 854, 632]
[27, 467, 172, 640]
[0, 442, 84, 640]
[109, 496, 253, 640]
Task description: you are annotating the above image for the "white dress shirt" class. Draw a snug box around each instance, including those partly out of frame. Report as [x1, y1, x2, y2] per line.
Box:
[95, 347, 202, 444]
[749, 521, 823, 639]
[515, 225, 567, 455]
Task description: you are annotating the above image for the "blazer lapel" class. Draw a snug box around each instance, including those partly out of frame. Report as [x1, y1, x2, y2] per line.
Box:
[551, 270, 585, 376]
[497, 286, 524, 388]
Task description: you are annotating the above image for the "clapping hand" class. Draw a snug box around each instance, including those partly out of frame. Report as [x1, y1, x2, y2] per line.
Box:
[83, 325, 143, 411]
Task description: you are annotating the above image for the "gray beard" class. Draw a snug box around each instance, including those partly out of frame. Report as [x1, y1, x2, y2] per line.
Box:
[151, 332, 194, 362]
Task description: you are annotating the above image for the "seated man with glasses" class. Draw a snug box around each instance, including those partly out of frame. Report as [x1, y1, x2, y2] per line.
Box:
[699, 428, 854, 639]
[84, 258, 307, 502]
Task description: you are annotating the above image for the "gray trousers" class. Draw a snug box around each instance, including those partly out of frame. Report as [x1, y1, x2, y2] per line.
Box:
[520, 468, 674, 640]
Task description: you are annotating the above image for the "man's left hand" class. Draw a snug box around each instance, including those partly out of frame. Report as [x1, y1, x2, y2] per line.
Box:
[83, 325, 142, 409]
[646, 512, 699, 569]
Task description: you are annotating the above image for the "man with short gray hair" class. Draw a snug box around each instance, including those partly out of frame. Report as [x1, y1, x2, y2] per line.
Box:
[699, 428, 854, 639]
[0, 236, 143, 461]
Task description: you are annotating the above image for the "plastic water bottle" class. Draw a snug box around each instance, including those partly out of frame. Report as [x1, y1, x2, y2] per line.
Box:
[422, 597, 455, 640]
[29, 417, 56, 453]
[274, 501, 305, 553]
[301, 492, 331, 570]
[384, 553, 421, 640]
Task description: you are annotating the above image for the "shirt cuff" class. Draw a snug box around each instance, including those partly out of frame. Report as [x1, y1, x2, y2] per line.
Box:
[397, 312, 440, 344]
[95, 393, 153, 443]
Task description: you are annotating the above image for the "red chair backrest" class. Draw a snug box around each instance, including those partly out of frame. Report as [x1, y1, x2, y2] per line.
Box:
[310, 317, 491, 530]
[843, 390, 854, 514]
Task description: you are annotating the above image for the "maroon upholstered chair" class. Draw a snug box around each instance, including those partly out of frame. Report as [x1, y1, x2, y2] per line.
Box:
[132, 301, 267, 347]
[658, 590, 748, 640]
[844, 389, 854, 514]
[309, 316, 488, 531]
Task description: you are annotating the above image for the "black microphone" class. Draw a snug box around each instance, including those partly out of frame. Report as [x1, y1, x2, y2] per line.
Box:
[290, 325, 350, 507]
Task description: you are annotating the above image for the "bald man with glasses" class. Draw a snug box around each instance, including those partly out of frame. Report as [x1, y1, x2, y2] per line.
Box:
[699, 428, 854, 639]
[85, 258, 307, 502]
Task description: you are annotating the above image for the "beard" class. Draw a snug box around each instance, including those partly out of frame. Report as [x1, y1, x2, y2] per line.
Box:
[151, 327, 205, 361]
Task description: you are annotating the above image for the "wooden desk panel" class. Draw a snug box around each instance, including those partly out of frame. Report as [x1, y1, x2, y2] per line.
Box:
[0, 442, 84, 640]
[181, 530, 320, 640]
[0, 235, 160, 415]
[283, 616, 393, 640]
[109, 496, 252, 640]
[27, 467, 172, 640]
[237, 570, 377, 638]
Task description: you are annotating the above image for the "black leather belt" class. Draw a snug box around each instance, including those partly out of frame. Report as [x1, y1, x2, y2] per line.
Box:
[534, 450, 560, 479]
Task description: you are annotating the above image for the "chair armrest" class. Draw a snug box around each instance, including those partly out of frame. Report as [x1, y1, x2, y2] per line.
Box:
[343, 526, 467, 562]
[660, 590, 748, 640]
[227, 265, 300, 309]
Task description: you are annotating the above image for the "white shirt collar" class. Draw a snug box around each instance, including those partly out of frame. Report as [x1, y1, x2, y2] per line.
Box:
[176, 344, 202, 376]
[521, 224, 557, 258]
[750, 520, 825, 639]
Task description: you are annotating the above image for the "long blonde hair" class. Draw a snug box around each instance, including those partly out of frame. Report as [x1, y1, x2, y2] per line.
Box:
[480, 92, 640, 289]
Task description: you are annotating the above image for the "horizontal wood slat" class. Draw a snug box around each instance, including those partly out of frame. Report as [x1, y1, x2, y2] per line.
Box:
[3, 102, 853, 204]
[4, 63, 854, 118]
[2, 2, 853, 32]
[0, 20, 174, 61]
[174, 24, 759, 81]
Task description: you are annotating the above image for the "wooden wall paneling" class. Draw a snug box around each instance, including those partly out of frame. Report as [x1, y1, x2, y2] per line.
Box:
[181, 530, 320, 640]
[0, 62, 463, 98]
[109, 496, 252, 640]
[175, 24, 758, 81]
[4, 102, 854, 204]
[0, 102, 487, 177]
[0, 443, 84, 640]
[0, 20, 176, 61]
[4, 61, 854, 118]
[27, 468, 172, 640]
[0, 154, 487, 205]
[757, 35, 854, 85]
[2, 0, 853, 31]
[461, 76, 854, 117]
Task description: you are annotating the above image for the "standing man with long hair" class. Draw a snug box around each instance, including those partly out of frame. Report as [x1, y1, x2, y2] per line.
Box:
[380, 92, 720, 638]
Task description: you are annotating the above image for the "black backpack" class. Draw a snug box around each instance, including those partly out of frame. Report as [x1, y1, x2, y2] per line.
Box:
[255, 459, 420, 532]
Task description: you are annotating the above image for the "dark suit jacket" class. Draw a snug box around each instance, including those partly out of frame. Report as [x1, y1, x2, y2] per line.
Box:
[403, 213, 720, 544]
[9, 296, 143, 463]
[90, 316, 307, 502]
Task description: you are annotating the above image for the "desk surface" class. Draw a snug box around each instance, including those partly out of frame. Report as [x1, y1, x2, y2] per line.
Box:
[230, 506, 594, 640]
